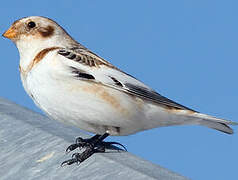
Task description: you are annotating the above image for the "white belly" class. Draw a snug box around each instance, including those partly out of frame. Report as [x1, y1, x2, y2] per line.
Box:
[20, 57, 151, 135]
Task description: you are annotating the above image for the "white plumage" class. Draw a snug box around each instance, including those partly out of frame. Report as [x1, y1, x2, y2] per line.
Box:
[3, 16, 237, 136]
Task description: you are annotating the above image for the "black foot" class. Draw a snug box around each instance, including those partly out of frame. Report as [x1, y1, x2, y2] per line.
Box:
[61, 133, 126, 166]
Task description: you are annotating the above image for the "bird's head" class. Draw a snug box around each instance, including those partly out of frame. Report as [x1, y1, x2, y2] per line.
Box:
[2, 16, 77, 56]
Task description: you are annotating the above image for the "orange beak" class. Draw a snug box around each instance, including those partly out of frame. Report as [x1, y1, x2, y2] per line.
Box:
[2, 26, 17, 40]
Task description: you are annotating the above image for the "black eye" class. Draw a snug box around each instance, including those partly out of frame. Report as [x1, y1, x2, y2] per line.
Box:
[27, 21, 36, 28]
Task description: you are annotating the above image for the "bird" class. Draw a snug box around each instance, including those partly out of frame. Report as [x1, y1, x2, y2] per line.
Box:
[2, 16, 237, 165]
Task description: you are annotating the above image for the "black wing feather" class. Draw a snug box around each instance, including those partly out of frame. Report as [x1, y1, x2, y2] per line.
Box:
[124, 83, 195, 111]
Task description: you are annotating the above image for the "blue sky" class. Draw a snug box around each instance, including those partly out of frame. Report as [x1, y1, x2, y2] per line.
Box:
[0, 1, 237, 179]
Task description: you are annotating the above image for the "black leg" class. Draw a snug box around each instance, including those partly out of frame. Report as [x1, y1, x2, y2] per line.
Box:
[61, 133, 126, 166]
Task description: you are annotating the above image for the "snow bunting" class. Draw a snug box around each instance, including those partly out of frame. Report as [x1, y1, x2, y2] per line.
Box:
[3, 16, 237, 165]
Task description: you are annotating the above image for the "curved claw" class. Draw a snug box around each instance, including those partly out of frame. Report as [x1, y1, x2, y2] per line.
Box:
[66, 144, 79, 153]
[101, 141, 127, 151]
[61, 158, 78, 166]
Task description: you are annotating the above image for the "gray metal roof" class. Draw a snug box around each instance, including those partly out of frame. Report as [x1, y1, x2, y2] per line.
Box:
[0, 97, 189, 180]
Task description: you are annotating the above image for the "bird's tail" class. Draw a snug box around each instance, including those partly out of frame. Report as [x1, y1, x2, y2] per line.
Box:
[186, 112, 237, 134]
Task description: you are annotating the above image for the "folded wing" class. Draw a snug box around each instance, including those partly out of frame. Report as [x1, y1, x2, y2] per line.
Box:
[57, 47, 194, 111]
